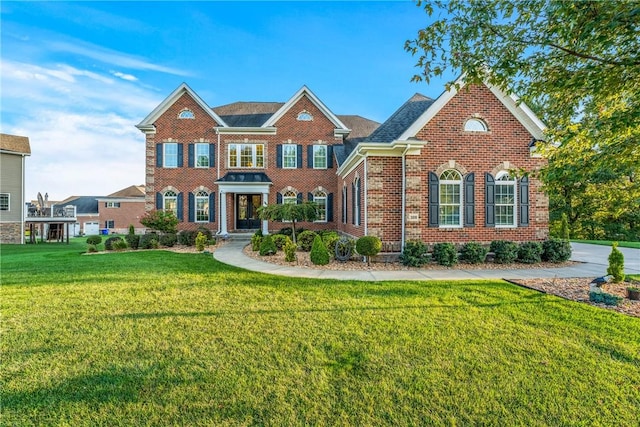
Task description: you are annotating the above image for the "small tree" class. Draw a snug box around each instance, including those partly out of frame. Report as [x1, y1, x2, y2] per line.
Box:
[195, 232, 207, 252]
[128, 224, 135, 235]
[257, 202, 318, 244]
[607, 242, 625, 283]
[356, 236, 382, 266]
[140, 210, 178, 234]
[310, 234, 331, 265]
[560, 213, 570, 240]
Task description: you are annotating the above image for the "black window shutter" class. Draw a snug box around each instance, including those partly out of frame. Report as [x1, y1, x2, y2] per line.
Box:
[276, 145, 283, 168]
[357, 179, 362, 225]
[485, 173, 495, 227]
[308, 192, 314, 202]
[297, 145, 303, 168]
[352, 183, 356, 225]
[327, 146, 334, 168]
[464, 173, 475, 227]
[177, 144, 184, 167]
[156, 144, 163, 167]
[155, 192, 162, 210]
[277, 193, 283, 204]
[297, 193, 303, 204]
[177, 192, 184, 221]
[428, 172, 439, 227]
[327, 193, 334, 222]
[209, 143, 216, 167]
[209, 192, 215, 222]
[188, 192, 195, 222]
[307, 146, 313, 168]
[188, 144, 194, 168]
[519, 177, 530, 226]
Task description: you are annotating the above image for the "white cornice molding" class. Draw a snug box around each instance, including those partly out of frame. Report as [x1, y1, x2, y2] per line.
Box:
[336, 141, 427, 178]
[215, 127, 277, 135]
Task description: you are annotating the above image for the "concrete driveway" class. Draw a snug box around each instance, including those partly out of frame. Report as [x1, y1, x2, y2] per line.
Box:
[570, 242, 640, 274]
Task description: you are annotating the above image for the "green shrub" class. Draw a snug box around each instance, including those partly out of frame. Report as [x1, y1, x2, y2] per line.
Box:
[113, 239, 128, 251]
[251, 231, 263, 252]
[125, 234, 140, 250]
[259, 234, 277, 256]
[400, 240, 429, 267]
[104, 236, 124, 251]
[542, 239, 572, 263]
[589, 291, 623, 306]
[195, 232, 207, 252]
[139, 233, 159, 249]
[460, 242, 488, 264]
[297, 230, 318, 252]
[284, 240, 297, 262]
[140, 210, 178, 234]
[607, 242, 625, 282]
[560, 213, 570, 240]
[517, 241, 543, 264]
[159, 233, 177, 247]
[86, 244, 97, 253]
[321, 231, 340, 257]
[128, 224, 135, 235]
[310, 234, 331, 265]
[178, 230, 198, 246]
[196, 227, 212, 241]
[86, 235, 102, 245]
[279, 226, 304, 237]
[432, 242, 458, 266]
[272, 234, 290, 250]
[490, 240, 519, 264]
[356, 236, 382, 266]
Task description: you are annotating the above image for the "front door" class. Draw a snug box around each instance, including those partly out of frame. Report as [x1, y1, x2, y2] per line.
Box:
[236, 194, 262, 230]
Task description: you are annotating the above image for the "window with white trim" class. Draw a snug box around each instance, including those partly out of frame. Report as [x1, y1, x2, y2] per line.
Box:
[464, 118, 488, 132]
[195, 191, 209, 222]
[495, 171, 517, 226]
[314, 190, 327, 222]
[195, 143, 209, 168]
[297, 110, 313, 121]
[229, 144, 264, 168]
[179, 109, 195, 119]
[164, 143, 178, 168]
[282, 144, 297, 168]
[105, 202, 120, 208]
[313, 145, 327, 169]
[163, 190, 178, 216]
[0, 193, 9, 211]
[105, 220, 115, 228]
[283, 190, 297, 205]
[439, 170, 462, 227]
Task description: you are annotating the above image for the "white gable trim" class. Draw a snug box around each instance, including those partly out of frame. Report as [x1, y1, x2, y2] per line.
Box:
[336, 141, 427, 178]
[262, 86, 351, 134]
[136, 83, 228, 131]
[398, 77, 546, 141]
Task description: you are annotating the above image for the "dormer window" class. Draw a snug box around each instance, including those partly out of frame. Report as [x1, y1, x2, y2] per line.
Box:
[464, 118, 488, 132]
[178, 109, 195, 119]
[297, 110, 313, 121]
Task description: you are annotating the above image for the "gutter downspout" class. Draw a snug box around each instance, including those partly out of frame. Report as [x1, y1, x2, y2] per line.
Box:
[400, 144, 411, 252]
[363, 154, 368, 236]
[216, 128, 222, 235]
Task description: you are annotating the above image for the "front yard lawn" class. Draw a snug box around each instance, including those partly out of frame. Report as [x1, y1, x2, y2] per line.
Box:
[2, 240, 639, 425]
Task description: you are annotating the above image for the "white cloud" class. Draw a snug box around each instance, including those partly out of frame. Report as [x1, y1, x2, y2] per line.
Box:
[112, 71, 138, 82]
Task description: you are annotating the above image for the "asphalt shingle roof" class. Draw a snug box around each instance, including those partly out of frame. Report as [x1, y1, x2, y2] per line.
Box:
[57, 196, 99, 215]
[0, 133, 31, 155]
[364, 93, 434, 143]
[212, 102, 283, 127]
[216, 172, 272, 183]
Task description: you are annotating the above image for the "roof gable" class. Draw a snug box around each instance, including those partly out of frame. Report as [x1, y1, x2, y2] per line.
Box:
[213, 102, 284, 127]
[365, 94, 434, 143]
[0, 134, 31, 155]
[136, 83, 228, 131]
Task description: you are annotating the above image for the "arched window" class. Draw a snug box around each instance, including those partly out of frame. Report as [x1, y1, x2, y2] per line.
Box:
[464, 118, 488, 132]
[297, 110, 313, 121]
[282, 190, 297, 205]
[195, 191, 209, 222]
[178, 109, 195, 119]
[439, 170, 462, 227]
[352, 177, 361, 226]
[163, 190, 178, 216]
[495, 171, 516, 226]
[313, 190, 327, 222]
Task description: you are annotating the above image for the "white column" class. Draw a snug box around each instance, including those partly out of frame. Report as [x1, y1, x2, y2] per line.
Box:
[261, 192, 269, 235]
[219, 191, 228, 236]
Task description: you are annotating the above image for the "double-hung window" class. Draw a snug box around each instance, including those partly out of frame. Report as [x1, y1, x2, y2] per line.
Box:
[495, 172, 516, 226]
[0, 193, 9, 211]
[163, 191, 178, 216]
[313, 190, 327, 222]
[195, 191, 209, 222]
[195, 143, 209, 168]
[313, 145, 327, 169]
[282, 144, 297, 168]
[229, 144, 264, 168]
[439, 170, 462, 227]
[164, 143, 178, 168]
[105, 202, 120, 208]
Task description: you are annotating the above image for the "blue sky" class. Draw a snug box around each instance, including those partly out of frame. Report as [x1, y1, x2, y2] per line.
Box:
[1, 1, 454, 200]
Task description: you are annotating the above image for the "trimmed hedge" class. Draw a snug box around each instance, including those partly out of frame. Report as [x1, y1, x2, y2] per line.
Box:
[272, 234, 291, 250]
[159, 233, 177, 247]
[140, 233, 159, 249]
[542, 239, 572, 263]
[490, 240, 519, 264]
[432, 242, 458, 266]
[259, 234, 277, 256]
[517, 241, 543, 264]
[460, 242, 488, 264]
[297, 231, 318, 252]
[104, 236, 124, 251]
[400, 240, 429, 267]
[125, 234, 140, 250]
[86, 235, 102, 245]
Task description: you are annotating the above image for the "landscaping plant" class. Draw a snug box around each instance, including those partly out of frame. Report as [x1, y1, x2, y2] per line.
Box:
[104, 236, 124, 251]
[159, 233, 177, 247]
[195, 232, 208, 252]
[259, 234, 277, 256]
[459, 242, 488, 264]
[400, 240, 429, 267]
[251, 230, 263, 252]
[271, 234, 290, 250]
[86, 235, 102, 245]
[517, 241, 543, 264]
[125, 234, 140, 250]
[607, 242, 625, 282]
[490, 240, 519, 264]
[310, 234, 331, 265]
[297, 230, 318, 252]
[432, 242, 458, 266]
[542, 239, 572, 263]
[140, 210, 178, 234]
[356, 236, 382, 266]
[283, 239, 297, 262]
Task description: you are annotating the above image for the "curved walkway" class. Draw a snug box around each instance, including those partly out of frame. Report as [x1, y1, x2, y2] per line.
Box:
[214, 240, 640, 282]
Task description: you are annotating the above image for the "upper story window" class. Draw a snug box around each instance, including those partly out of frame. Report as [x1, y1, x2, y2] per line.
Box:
[178, 109, 195, 119]
[313, 145, 327, 169]
[297, 110, 313, 121]
[464, 118, 488, 132]
[0, 193, 9, 211]
[439, 169, 462, 227]
[228, 144, 264, 168]
[163, 190, 178, 216]
[282, 144, 297, 168]
[164, 143, 178, 168]
[495, 171, 517, 227]
[195, 143, 209, 168]
[195, 191, 209, 222]
[105, 202, 120, 208]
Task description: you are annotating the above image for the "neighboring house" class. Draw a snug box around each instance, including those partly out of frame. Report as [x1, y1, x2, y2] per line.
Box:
[0, 134, 31, 244]
[57, 196, 100, 236]
[137, 78, 548, 251]
[96, 185, 146, 234]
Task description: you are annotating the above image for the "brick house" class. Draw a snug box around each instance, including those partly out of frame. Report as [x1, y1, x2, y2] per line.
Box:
[96, 185, 146, 234]
[137, 78, 548, 251]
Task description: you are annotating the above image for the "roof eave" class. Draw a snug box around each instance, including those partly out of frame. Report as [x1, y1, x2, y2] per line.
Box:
[337, 140, 427, 177]
[215, 126, 277, 135]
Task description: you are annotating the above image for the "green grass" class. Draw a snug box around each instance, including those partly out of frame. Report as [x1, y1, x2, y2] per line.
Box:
[572, 239, 640, 249]
[2, 240, 639, 426]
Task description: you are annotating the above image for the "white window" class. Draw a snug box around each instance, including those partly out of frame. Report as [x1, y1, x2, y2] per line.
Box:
[495, 171, 517, 227]
[179, 109, 195, 119]
[195, 143, 209, 168]
[105, 220, 115, 229]
[314, 190, 327, 222]
[313, 145, 327, 169]
[283, 190, 297, 205]
[439, 170, 462, 227]
[164, 143, 178, 168]
[297, 110, 313, 121]
[282, 144, 297, 168]
[195, 191, 209, 222]
[163, 190, 178, 216]
[105, 202, 120, 208]
[229, 144, 264, 168]
[464, 118, 488, 132]
[0, 193, 10, 211]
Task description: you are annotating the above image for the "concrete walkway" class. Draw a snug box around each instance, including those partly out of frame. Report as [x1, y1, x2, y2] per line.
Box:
[214, 239, 640, 282]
